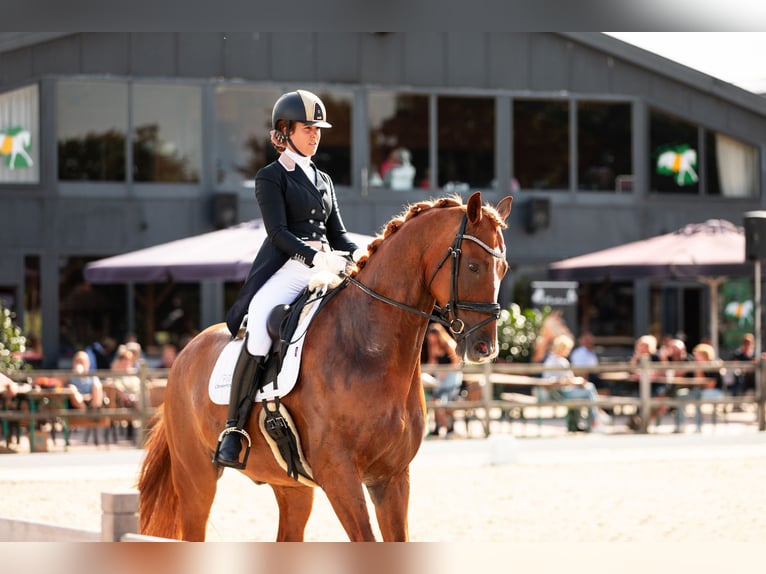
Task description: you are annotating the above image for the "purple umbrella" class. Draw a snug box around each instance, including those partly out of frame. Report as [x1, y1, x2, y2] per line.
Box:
[549, 219, 752, 355]
[84, 219, 375, 283]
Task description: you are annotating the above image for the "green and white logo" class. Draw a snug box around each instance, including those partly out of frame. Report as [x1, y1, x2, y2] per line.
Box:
[656, 144, 697, 186]
[0, 126, 34, 169]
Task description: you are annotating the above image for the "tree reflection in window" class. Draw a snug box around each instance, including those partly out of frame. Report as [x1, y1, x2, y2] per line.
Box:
[57, 80, 128, 181]
[438, 95, 494, 190]
[577, 101, 632, 192]
[513, 100, 569, 190]
[132, 83, 201, 183]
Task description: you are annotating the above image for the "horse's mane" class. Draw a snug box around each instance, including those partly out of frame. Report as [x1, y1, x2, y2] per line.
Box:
[352, 194, 508, 275]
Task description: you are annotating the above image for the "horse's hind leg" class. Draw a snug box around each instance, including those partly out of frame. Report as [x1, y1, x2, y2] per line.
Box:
[270, 484, 315, 541]
[367, 468, 411, 542]
[170, 445, 220, 541]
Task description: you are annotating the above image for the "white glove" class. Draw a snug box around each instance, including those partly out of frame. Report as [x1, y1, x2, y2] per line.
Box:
[352, 248, 367, 263]
[312, 251, 348, 275]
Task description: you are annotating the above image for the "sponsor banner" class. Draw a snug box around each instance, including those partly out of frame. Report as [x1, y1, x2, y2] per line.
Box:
[0, 83, 39, 183]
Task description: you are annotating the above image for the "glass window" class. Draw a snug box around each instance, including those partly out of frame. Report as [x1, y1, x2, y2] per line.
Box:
[577, 101, 632, 192]
[0, 84, 40, 184]
[513, 100, 569, 190]
[312, 90, 352, 186]
[215, 86, 282, 190]
[705, 130, 759, 198]
[649, 108, 699, 194]
[57, 81, 127, 181]
[438, 95, 495, 190]
[368, 92, 429, 191]
[133, 83, 201, 183]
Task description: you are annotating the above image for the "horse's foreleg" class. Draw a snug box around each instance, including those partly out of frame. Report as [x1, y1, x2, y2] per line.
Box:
[270, 484, 315, 541]
[367, 468, 411, 542]
[320, 473, 377, 541]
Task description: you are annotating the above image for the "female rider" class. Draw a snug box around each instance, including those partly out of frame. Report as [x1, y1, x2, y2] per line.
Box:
[215, 89, 364, 468]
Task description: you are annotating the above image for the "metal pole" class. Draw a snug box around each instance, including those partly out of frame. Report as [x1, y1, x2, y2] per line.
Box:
[756, 260, 765, 430]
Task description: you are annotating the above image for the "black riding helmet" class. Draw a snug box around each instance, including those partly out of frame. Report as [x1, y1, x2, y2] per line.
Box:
[272, 90, 331, 156]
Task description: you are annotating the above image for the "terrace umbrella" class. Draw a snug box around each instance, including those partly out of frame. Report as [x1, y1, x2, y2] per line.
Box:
[548, 219, 752, 354]
[84, 219, 375, 283]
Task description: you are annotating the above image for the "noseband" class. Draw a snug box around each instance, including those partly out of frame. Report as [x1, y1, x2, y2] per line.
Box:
[345, 213, 505, 344]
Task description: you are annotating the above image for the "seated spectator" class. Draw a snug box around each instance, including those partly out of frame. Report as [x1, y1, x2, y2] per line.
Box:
[687, 343, 724, 432]
[569, 331, 603, 390]
[540, 334, 610, 432]
[107, 346, 141, 407]
[422, 323, 462, 438]
[730, 333, 755, 397]
[67, 351, 104, 410]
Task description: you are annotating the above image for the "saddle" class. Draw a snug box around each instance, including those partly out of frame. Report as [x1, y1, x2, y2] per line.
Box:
[239, 280, 346, 483]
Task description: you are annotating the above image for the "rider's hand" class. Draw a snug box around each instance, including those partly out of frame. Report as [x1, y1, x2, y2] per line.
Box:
[312, 251, 348, 275]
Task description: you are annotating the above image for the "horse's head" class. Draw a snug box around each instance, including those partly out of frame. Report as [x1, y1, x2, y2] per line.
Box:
[427, 191, 512, 362]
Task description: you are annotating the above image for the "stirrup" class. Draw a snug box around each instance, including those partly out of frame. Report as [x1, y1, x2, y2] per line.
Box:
[213, 426, 253, 469]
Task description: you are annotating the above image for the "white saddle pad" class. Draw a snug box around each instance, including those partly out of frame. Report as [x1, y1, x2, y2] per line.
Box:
[208, 286, 327, 405]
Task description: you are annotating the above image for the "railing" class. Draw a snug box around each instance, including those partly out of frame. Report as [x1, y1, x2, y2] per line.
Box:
[3, 358, 763, 451]
[423, 359, 763, 436]
[1, 361, 167, 451]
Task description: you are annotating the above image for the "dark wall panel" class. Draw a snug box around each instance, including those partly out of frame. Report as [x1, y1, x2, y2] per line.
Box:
[317, 33, 359, 83]
[271, 33, 316, 83]
[445, 33, 487, 88]
[129, 33, 177, 77]
[570, 47, 612, 94]
[528, 34, 571, 92]
[81, 33, 129, 76]
[403, 33, 445, 87]
[222, 32, 271, 81]
[0, 49, 33, 87]
[359, 33, 404, 85]
[31, 36, 81, 76]
[487, 33, 530, 90]
[178, 33, 223, 79]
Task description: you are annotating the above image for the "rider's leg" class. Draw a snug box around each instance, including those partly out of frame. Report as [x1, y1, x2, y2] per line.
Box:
[215, 259, 314, 468]
[214, 340, 265, 468]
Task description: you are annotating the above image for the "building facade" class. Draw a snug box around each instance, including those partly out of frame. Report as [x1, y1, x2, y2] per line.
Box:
[0, 32, 764, 365]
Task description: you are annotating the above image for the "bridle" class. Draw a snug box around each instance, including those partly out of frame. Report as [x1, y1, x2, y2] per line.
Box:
[344, 213, 506, 344]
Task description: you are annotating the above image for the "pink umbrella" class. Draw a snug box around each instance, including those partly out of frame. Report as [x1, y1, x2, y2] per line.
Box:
[549, 219, 752, 355]
[549, 219, 749, 282]
[84, 219, 375, 283]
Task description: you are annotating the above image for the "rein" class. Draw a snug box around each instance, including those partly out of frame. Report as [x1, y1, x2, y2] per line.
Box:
[345, 213, 505, 343]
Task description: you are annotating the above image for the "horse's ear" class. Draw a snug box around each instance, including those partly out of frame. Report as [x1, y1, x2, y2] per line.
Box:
[466, 191, 483, 224]
[496, 196, 513, 221]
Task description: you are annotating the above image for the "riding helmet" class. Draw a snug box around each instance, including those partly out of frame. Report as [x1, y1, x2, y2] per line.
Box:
[272, 90, 332, 129]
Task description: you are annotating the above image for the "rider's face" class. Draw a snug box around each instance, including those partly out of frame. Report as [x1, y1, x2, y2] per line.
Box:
[289, 123, 321, 157]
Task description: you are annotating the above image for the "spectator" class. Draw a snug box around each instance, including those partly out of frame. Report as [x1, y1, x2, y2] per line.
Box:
[687, 343, 724, 432]
[730, 333, 755, 397]
[570, 331, 603, 390]
[422, 323, 462, 438]
[540, 334, 610, 432]
[67, 351, 104, 410]
[160, 342, 178, 369]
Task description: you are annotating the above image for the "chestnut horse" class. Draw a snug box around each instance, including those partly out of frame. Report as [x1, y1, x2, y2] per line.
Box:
[137, 191, 512, 541]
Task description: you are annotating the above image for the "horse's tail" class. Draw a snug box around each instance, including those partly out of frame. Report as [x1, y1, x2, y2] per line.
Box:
[137, 408, 181, 539]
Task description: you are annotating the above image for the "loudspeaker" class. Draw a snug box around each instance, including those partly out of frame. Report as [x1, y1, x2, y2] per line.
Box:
[744, 211, 766, 261]
[525, 198, 551, 234]
[212, 193, 238, 229]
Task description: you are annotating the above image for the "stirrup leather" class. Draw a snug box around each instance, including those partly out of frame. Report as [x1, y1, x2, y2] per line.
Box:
[213, 426, 253, 469]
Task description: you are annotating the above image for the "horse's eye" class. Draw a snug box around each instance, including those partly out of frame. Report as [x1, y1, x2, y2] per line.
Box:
[468, 262, 479, 273]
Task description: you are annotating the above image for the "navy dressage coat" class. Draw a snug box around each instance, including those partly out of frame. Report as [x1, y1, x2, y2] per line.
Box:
[225, 154, 359, 337]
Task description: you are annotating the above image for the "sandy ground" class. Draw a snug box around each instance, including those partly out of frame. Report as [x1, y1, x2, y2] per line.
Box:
[2, 413, 766, 545]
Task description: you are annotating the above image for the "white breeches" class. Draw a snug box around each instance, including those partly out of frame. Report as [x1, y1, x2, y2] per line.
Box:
[245, 259, 316, 356]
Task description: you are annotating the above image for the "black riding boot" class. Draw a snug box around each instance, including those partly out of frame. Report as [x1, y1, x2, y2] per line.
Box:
[213, 344, 265, 469]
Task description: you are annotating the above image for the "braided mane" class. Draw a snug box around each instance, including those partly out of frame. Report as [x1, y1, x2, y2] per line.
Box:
[352, 194, 507, 274]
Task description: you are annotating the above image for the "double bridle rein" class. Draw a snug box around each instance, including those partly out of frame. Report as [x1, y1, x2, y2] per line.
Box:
[344, 214, 506, 344]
